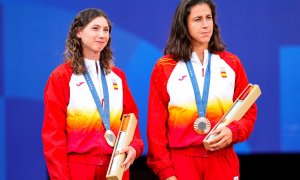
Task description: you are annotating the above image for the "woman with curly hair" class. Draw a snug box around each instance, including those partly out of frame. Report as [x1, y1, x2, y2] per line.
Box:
[42, 8, 144, 180]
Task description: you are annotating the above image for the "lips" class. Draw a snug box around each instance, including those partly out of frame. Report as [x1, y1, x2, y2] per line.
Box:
[95, 41, 107, 47]
[96, 41, 106, 44]
[201, 32, 210, 36]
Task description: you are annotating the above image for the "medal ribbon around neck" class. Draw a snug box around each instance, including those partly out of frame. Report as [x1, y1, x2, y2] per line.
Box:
[186, 52, 212, 134]
[83, 63, 115, 147]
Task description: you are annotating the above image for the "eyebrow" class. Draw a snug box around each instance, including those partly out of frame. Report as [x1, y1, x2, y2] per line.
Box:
[91, 24, 109, 28]
[193, 13, 212, 18]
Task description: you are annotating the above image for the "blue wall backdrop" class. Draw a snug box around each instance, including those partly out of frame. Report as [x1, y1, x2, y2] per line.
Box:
[0, 0, 300, 179]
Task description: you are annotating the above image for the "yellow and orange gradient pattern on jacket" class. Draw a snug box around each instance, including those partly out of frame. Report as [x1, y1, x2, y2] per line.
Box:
[66, 108, 122, 132]
[167, 97, 233, 147]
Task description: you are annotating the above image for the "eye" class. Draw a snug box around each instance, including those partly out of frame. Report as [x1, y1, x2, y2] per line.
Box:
[104, 27, 109, 32]
[194, 17, 202, 22]
[92, 26, 99, 31]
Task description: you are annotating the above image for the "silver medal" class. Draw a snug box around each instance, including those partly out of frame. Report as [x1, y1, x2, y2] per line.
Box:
[104, 129, 116, 147]
[193, 117, 211, 134]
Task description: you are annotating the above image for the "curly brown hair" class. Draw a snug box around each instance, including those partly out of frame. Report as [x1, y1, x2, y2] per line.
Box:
[164, 0, 226, 61]
[64, 8, 113, 74]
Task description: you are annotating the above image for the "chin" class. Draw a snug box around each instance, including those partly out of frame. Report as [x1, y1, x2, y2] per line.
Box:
[95, 47, 105, 52]
[200, 39, 211, 44]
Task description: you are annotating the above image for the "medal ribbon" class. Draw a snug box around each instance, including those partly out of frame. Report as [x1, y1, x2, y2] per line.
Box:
[186, 53, 212, 117]
[83, 63, 111, 131]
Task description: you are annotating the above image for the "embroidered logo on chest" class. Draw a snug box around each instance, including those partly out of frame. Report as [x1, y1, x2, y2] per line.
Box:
[76, 82, 85, 86]
[112, 78, 118, 90]
[220, 68, 227, 78]
[178, 75, 187, 81]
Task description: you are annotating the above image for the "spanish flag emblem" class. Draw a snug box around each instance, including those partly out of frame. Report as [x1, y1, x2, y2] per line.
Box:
[113, 81, 118, 90]
[220, 68, 227, 78]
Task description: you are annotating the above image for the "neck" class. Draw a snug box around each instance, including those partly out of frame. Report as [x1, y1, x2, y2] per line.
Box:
[194, 49, 205, 64]
[84, 56, 100, 61]
[192, 44, 208, 64]
[84, 51, 100, 61]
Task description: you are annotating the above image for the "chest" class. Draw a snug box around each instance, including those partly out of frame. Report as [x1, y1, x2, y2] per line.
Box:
[167, 60, 235, 106]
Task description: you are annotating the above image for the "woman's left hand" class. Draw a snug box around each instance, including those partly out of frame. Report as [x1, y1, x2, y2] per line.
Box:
[119, 146, 137, 171]
[208, 126, 233, 151]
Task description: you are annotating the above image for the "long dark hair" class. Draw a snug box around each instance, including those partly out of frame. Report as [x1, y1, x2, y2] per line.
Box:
[64, 8, 113, 74]
[164, 0, 226, 61]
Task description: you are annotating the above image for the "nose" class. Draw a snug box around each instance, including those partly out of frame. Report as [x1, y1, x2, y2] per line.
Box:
[98, 29, 105, 38]
[202, 19, 209, 28]
[98, 30, 104, 37]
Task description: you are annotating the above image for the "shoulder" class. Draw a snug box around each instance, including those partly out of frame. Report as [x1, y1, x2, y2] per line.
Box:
[216, 51, 244, 69]
[155, 54, 177, 67]
[111, 66, 124, 75]
[51, 63, 73, 75]
[48, 62, 73, 81]
[150, 55, 179, 82]
[111, 66, 126, 79]
[217, 51, 240, 62]
[153, 54, 178, 73]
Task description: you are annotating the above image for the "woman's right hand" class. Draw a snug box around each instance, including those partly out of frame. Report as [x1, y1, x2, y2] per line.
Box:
[166, 176, 177, 180]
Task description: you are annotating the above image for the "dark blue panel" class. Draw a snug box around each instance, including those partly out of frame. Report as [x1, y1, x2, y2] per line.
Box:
[6, 98, 46, 180]
[0, 3, 3, 96]
[0, 97, 5, 180]
[280, 46, 300, 152]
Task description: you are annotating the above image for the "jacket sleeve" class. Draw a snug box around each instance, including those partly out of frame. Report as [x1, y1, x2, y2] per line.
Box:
[227, 57, 258, 144]
[41, 67, 71, 180]
[147, 62, 176, 180]
[118, 68, 144, 158]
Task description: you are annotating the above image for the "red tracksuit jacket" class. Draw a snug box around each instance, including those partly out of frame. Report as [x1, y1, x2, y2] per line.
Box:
[42, 60, 144, 179]
[147, 51, 257, 179]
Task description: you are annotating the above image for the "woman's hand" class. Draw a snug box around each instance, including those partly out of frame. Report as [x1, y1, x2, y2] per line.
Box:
[119, 146, 137, 171]
[208, 126, 233, 151]
[166, 176, 177, 180]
